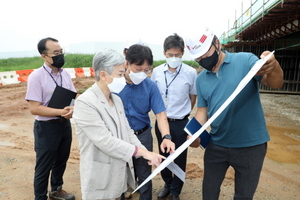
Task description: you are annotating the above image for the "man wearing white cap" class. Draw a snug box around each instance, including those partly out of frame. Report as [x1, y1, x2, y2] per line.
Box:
[185, 28, 284, 200]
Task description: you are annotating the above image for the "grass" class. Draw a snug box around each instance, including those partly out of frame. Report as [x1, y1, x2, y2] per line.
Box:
[0, 54, 200, 72]
[0, 56, 43, 71]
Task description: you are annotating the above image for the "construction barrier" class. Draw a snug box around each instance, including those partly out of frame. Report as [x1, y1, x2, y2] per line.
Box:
[82, 67, 91, 77]
[63, 68, 76, 79]
[0, 71, 21, 85]
[0, 67, 95, 86]
[16, 69, 34, 82]
[90, 67, 95, 77]
[74, 68, 84, 77]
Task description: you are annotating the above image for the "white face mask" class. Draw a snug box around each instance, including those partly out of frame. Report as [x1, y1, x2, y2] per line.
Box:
[166, 57, 182, 68]
[129, 71, 147, 85]
[107, 76, 126, 94]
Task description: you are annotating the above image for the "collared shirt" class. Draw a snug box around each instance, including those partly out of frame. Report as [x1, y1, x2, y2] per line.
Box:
[151, 63, 197, 119]
[117, 77, 165, 131]
[196, 51, 268, 148]
[25, 64, 76, 121]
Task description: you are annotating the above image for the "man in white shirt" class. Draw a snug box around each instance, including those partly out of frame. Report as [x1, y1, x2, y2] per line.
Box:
[151, 33, 197, 200]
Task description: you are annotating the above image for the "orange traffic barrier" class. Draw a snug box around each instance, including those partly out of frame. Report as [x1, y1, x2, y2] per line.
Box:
[63, 68, 76, 78]
[16, 69, 34, 82]
[82, 67, 91, 77]
[75, 68, 84, 77]
[90, 67, 95, 77]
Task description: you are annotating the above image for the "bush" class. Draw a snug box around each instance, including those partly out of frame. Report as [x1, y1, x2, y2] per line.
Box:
[64, 54, 93, 68]
[0, 56, 43, 71]
[0, 54, 200, 72]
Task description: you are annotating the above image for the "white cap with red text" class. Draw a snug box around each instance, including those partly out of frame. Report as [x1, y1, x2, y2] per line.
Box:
[185, 28, 215, 59]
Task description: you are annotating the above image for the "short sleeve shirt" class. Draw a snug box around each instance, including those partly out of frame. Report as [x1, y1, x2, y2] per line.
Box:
[151, 63, 197, 119]
[196, 51, 269, 148]
[25, 64, 76, 121]
[117, 77, 165, 131]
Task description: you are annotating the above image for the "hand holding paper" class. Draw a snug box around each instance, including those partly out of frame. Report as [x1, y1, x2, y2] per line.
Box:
[184, 117, 211, 149]
[188, 136, 200, 148]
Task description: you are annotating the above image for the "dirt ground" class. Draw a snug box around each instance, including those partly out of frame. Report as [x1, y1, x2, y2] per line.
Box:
[0, 76, 299, 200]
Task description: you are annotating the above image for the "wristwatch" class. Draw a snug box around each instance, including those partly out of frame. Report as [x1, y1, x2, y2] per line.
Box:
[162, 134, 172, 140]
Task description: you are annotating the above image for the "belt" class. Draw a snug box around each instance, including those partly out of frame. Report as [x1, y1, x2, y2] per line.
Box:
[134, 125, 150, 136]
[167, 115, 189, 122]
[42, 118, 67, 123]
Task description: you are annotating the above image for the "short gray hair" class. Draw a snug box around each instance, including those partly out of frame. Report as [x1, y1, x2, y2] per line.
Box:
[93, 49, 125, 81]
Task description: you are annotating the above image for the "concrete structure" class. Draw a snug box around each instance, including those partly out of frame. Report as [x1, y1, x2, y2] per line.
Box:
[220, 0, 300, 94]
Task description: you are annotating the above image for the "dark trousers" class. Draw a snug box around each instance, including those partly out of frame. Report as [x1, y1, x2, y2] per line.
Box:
[133, 127, 153, 200]
[155, 119, 188, 196]
[33, 120, 72, 200]
[203, 142, 267, 200]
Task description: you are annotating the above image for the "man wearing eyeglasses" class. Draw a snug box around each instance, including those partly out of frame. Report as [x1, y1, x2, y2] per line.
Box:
[117, 44, 175, 200]
[25, 37, 76, 200]
[151, 33, 197, 200]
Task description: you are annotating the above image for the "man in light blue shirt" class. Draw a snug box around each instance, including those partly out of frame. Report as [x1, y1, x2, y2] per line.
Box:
[151, 33, 197, 200]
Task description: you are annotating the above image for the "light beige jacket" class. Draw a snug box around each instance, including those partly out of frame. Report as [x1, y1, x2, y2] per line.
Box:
[73, 83, 145, 200]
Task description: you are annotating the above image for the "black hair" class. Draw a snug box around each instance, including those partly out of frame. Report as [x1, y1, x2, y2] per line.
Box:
[37, 37, 58, 55]
[163, 33, 184, 52]
[125, 44, 153, 66]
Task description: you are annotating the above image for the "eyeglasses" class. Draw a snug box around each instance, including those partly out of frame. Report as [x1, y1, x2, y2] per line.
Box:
[166, 53, 182, 58]
[130, 65, 152, 74]
[45, 49, 64, 56]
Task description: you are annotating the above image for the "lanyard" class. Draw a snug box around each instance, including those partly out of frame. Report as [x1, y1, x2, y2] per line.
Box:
[164, 63, 182, 98]
[43, 66, 62, 87]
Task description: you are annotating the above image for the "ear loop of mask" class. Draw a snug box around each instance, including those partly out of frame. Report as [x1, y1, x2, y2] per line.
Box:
[104, 71, 112, 85]
[211, 36, 222, 77]
[212, 36, 220, 54]
[212, 36, 225, 55]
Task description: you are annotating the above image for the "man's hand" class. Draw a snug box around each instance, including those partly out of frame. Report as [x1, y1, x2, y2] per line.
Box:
[187, 135, 200, 148]
[256, 51, 278, 76]
[61, 106, 74, 119]
[256, 51, 284, 89]
[160, 139, 175, 154]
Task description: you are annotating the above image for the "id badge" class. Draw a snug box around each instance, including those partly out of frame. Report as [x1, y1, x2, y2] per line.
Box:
[164, 97, 168, 108]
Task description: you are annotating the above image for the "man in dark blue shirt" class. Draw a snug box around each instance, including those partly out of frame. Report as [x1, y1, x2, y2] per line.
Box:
[118, 44, 175, 200]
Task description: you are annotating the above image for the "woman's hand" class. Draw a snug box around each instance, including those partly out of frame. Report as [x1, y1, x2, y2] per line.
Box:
[137, 148, 166, 167]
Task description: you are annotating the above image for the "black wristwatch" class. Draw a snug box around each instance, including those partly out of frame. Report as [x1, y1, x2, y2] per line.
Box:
[162, 134, 172, 140]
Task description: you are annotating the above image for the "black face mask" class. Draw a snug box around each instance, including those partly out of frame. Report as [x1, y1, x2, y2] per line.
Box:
[197, 50, 219, 71]
[51, 54, 65, 68]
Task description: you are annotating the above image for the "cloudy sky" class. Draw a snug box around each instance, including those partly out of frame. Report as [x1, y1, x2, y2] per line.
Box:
[0, 0, 250, 55]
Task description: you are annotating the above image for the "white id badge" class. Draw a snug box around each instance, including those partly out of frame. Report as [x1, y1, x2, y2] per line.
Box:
[164, 97, 168, 108]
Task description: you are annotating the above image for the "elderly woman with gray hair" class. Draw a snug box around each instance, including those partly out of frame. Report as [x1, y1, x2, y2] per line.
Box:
[73, 49, 165, 200]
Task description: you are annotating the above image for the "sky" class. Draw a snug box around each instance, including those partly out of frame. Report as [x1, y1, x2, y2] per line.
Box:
[0, 0, 251, 58]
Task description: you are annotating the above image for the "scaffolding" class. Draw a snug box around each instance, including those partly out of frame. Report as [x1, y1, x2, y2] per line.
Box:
[220, 0, 282, 44]
[220, 0, 300, 94]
